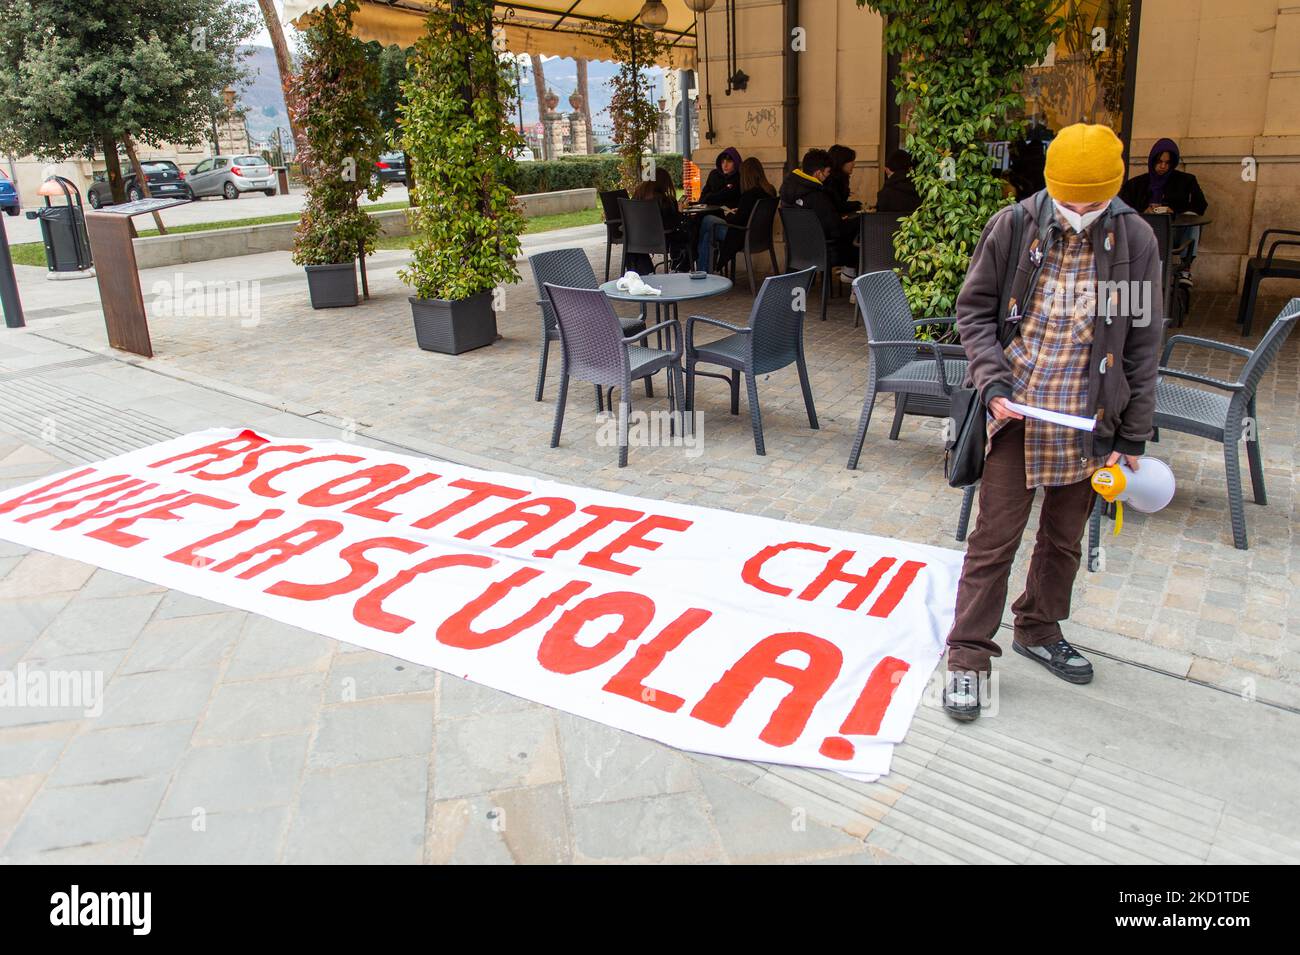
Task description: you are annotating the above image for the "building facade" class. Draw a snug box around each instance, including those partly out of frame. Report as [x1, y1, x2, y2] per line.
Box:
[692, 0, 1300, 293]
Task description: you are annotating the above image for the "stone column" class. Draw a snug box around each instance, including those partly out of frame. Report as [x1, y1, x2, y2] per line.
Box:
[568, 91, 589, 156]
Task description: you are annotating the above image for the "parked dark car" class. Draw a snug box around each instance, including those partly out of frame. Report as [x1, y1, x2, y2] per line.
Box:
[0, 168, 19, 216]
[86, 160, 193, 208]
[372, 152, 407, 186]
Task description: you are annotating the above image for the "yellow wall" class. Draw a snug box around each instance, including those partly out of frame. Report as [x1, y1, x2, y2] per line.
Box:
[1129, 0, 1300, 291]
[695, 0, 885, 202]
[698, 0, 1300, 293]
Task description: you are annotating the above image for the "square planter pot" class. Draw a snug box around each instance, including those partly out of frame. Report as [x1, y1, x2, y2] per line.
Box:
[409, 291, 497, 354]
[304, 262, 358, 309]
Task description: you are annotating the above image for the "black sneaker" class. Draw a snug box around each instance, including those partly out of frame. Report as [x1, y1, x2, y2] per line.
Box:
[1013, 637, 1094, 684]
[942, 670, 982, 722]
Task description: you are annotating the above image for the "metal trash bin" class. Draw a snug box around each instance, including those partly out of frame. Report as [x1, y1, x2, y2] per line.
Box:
[26, 176, 92, 272]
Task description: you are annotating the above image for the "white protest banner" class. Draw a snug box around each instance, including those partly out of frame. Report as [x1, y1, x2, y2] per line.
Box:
[0, 429, 963, 777]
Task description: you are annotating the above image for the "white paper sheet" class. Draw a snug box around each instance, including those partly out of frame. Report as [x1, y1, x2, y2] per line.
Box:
[1003, 401, 1097, 432]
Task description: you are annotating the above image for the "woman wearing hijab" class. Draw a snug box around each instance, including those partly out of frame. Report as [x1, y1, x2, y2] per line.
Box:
[1120, 138, 1208, 216]
[1120, 137, 1209, 278]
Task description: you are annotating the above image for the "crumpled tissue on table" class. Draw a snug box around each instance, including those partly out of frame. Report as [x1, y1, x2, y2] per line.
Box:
[615, 271, 662, 296]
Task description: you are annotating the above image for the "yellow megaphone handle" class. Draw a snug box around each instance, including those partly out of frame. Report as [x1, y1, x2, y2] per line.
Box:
[1113, 501, 1123, 536]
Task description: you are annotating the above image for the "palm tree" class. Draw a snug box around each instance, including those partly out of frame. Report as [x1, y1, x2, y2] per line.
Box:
[530, 53, 549, 159]
[255, 0, 304, 156]
[575, 57, 594, 153]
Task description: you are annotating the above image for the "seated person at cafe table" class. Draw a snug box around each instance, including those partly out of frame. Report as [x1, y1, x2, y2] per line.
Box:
[1119, 137, 1209, 280]
[629, 167, 692, 273]
[697, 157, 777, 273]
[826, 144, 863, 216]
[699, 147, 743, 207]
[875, 148, 922, 214]
[779, 148, 857, 275]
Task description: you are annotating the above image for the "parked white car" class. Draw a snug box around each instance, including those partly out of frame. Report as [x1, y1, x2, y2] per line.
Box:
[513, 146, 536, 162]
[187, 154, 277, 199]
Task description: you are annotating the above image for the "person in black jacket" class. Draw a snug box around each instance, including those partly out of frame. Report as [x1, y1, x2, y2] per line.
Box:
[699, 147, 743, 207]
[697, 157, 776, 272]
[875, 149, 921, 214]
[826, 144, 863, 215]
[1120, 138, 1207, 216]
[779, 148, 855, 267]
[1119, 137, 1209, 275]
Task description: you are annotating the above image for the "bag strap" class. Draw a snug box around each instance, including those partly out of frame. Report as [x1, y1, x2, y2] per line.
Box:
[1034, 189, 1056, 244]
[995, 201, 1027, 347]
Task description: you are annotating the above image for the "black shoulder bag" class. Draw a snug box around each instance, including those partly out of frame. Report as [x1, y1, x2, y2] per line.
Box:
[944, 202, 1027, 488]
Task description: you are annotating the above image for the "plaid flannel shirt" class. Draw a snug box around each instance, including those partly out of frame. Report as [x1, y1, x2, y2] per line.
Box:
[988, 223, 1106, 488]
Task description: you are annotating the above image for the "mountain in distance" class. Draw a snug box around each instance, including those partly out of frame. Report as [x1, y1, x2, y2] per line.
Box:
[238, 45, 292, 146]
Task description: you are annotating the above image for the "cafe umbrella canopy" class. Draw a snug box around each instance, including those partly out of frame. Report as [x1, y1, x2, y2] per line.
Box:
[281, 0, 699, 68]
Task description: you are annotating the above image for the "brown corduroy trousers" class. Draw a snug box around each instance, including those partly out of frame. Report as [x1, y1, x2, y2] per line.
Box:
[946, 420, 1097, 673]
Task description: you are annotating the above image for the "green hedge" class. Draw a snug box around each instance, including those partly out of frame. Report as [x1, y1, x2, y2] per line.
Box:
[505, 153, 683, 196]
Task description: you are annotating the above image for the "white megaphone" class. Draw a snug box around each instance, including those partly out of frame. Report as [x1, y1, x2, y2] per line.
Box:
[1090, 457, 1176, 535]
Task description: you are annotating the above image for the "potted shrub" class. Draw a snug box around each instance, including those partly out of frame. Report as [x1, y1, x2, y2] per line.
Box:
[286, 0, 384, 309]
[398, 0, 525, 353]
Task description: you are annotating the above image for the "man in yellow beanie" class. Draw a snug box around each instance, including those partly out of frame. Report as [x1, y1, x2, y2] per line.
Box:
[943, 123, 1163, 721]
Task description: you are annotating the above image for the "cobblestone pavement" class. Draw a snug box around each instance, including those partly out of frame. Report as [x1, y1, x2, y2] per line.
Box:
[1, 236, 1299, 863]
[14, 233, 1300, 703]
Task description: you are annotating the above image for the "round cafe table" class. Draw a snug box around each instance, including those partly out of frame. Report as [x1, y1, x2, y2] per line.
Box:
[601, 272, 733, 353]
[599, 272, 733, 334]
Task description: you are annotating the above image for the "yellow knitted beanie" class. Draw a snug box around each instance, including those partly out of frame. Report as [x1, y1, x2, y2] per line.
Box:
[1044, 123, 1125, 204]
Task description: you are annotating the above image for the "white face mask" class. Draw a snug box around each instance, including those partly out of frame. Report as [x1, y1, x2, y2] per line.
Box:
[1056, 202, 1105, 234]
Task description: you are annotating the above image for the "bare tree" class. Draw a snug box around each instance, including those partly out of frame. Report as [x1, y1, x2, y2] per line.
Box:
[255, 0, 305, 156]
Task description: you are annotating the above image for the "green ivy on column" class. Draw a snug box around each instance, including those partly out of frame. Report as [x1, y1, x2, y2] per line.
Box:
[861, 0, 1061, 322]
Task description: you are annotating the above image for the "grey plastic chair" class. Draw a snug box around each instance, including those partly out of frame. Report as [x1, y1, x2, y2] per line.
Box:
[529, 248, 645, 405]
[846, 270, 967, 470]
[780, 206, 837, 321]
[1152, 297, 1300, 549]
[685, 268, 818, 455]
[598, 189, 628, 281]
[1140, 211, 1180, 327]
[718, 196, 779, 295]
[618, 197, 670, 275]
[542, 283, 684, 468]
[850, 213, 903, 327]
[1237, 230, 1300, 336]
